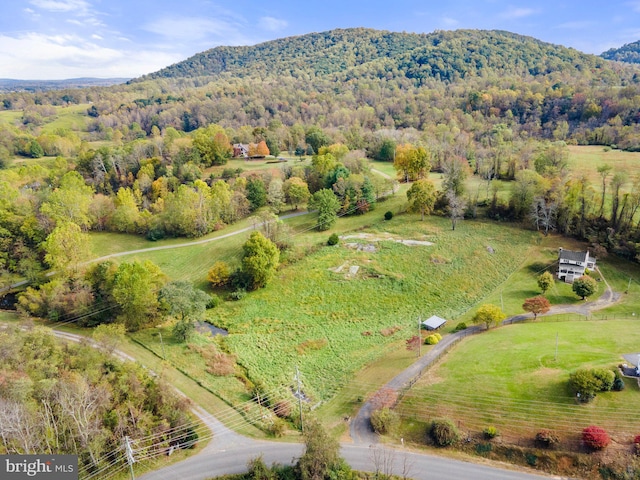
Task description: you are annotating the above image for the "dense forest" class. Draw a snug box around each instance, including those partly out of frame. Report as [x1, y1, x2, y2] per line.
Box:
[602, 40, 640, 65]
[0, 325, 196, 473]
[1, 27, 640, 326]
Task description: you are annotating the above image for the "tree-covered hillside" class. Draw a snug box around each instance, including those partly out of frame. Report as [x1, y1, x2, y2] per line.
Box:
[602, 40, 640, 64]
[140, 28, 626, 84]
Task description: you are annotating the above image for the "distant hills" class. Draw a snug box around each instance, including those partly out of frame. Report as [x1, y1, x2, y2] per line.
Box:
[138, 28, 623, 84]
[0, 77, 129, 93]
[601, 40, 640, 64]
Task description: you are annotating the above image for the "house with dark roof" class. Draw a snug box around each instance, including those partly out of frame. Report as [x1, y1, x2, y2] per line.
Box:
[557, 248, 596, 283]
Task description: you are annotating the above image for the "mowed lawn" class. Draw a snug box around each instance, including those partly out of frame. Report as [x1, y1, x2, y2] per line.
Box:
[211, 217, 537, 401]
[397, 318, 640, 444]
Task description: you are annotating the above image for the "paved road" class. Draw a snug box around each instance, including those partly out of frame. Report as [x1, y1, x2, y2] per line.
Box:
[140, 438, 552, 480]
[350, 267, 620, 446]
[15, 326, 554, 480]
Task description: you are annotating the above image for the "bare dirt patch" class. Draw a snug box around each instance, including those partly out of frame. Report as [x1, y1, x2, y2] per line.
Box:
[340, 232, 433, 247]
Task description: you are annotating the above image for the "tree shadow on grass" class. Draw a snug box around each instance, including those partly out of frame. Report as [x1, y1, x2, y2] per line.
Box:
[527, 262, 552, 274]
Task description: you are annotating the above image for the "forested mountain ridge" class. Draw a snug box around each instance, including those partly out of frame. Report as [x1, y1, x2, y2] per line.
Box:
[139, 28, 630, 85]
[602, 40, 640, 64]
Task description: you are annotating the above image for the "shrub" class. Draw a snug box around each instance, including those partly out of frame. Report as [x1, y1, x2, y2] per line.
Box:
[634, 435, 640, 455]
[525, 453, 538, 466]
[582, 425, 611, 450]
[593, 368, 615, 391]
[483, 426, 498, 439]
[268, 418, 286, 438]
[570, 368, 615, 401]
[453, 322, 467, 332]
[273, 400, 292, 418]
[370, 407, 400, 435]
[429, 418, 459, 447]
[227, 289, 246, 301]
[384, 211, 394, 220]
[370, 387, 398, 409]
[612, 377, 625, 391]
[327, 233, 339, 246]
[535, 429, 560, 448]
[207, 261, 231, 288]
[206, 294, 221, 309]
[425, 334, 440, 345]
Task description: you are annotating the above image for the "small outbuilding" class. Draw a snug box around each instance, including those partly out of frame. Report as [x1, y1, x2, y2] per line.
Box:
[422, 315, 447, 331]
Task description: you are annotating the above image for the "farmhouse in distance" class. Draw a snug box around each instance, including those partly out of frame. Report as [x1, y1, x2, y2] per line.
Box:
[557, 248, 596, 283]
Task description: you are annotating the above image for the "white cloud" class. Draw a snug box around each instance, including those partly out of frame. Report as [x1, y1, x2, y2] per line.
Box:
[259, 16, 288, 32]
[626, 1, 640, 13]
[29, 0, 90, 13]
[143, 16, 255, 47]
[0, 32, 180, 79]
[441, 17, 459, 28]
[500, 7, 536, 20]
[556, 21, 596, 30]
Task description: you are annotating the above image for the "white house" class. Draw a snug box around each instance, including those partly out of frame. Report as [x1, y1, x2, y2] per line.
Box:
[557, 248, 596, 283]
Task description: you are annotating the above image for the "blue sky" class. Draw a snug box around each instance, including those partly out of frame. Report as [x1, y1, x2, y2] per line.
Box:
[1, 0, 640, 80]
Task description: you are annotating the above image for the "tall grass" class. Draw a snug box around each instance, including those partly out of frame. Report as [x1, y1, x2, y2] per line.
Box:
[210, 217, 537, 401]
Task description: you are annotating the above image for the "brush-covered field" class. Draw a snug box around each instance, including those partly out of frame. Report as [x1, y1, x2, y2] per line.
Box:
[209, 217, 537, 401]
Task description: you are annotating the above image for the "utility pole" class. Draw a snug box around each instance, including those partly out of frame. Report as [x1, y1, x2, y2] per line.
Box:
[295, 366, 304, 433]
[158, 331, 166, 360]
[124, 436, 135, 480]
[501, 291, 504, 312]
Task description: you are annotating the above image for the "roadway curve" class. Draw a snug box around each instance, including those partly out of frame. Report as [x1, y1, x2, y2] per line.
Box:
[350, 266, 620, 447]
[31, 327, 552, 480]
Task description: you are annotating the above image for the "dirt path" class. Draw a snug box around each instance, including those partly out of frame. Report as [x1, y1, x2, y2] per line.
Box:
[350, 267, 621, 445]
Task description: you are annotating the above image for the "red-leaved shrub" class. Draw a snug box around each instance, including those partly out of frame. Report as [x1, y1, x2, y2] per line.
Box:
[582, 425, 611, 450]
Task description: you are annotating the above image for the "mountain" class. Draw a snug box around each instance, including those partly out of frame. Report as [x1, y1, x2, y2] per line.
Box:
[601, 40, 640, 64]
[0, 77, 129, 93]
[138, 28, 621, 84]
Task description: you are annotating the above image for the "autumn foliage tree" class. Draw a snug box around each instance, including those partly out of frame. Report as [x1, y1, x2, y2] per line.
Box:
[522, 296, 551, 319]
[370, 387, 399, 410]
[394, 144, 431, 182]
[472, 304, 506, 329]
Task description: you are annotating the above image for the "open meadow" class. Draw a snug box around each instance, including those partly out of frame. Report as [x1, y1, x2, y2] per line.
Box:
[208, 217, 537, 401]
[396, 317, 640, 448]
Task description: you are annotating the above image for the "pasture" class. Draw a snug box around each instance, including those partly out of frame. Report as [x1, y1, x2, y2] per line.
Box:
[568, 145, 640, 184]
[396, 317, 640, 446]
[208, 217, 537, 401]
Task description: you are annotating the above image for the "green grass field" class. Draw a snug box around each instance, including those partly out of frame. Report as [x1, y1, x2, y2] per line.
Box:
[397, 318, 640, 446]
[568, 145, 640, 184]
[40, 104, 91, 133]
[206, 217, 536, 402]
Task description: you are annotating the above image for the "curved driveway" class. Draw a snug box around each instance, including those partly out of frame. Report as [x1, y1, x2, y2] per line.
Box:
[351, 266, 620, 447]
